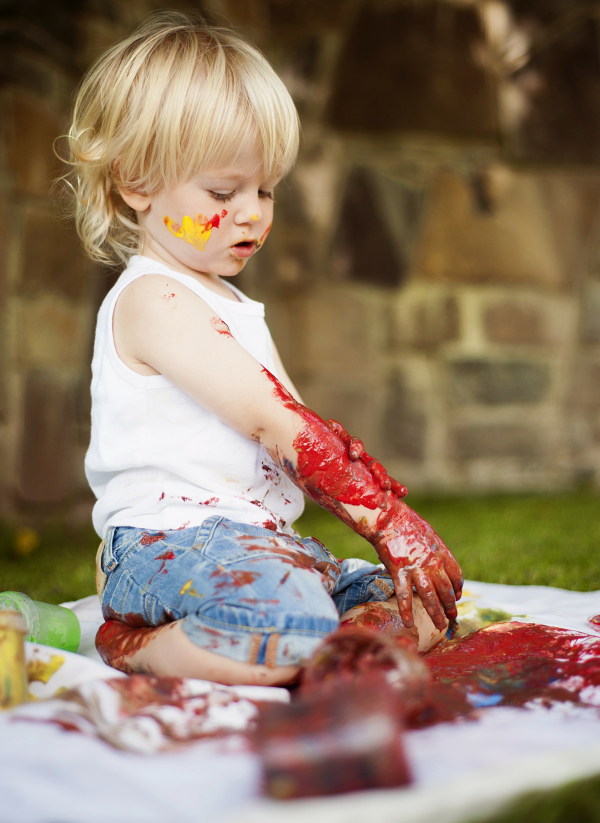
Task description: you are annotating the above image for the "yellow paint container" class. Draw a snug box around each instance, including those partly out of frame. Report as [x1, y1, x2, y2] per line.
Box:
[0, 610, 28, 710]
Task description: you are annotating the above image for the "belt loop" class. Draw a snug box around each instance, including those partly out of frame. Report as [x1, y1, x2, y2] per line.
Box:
[95, 540, 107, 599]
[265, 634, 280, 669]
[247, 633, 262, 665]
[102, 526, 119, 572]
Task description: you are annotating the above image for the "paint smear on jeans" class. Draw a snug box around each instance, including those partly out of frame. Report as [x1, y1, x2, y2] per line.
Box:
[163, 212, 223, 251]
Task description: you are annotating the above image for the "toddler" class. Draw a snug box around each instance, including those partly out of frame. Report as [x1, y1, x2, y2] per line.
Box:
[70, 12, 462, 686]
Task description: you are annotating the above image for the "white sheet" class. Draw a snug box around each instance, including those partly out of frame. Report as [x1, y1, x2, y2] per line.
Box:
[2, 581, 600, 823]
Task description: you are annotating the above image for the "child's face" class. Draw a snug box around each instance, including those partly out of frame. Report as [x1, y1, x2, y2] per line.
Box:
[137, 146, 278, 279]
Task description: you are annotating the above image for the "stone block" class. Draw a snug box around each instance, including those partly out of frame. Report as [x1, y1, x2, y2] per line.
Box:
[17, 296, 89, 371]
[332, 168, 403, 288]
[571, 362, 600, 407]
[414, 170, 567, 288]
[484, 301, 545, 345]
[6, 94, 64, 197]
[451, 359, 551, 405]
[19, 208, 89, 301]
[502, 7, 600, 164]
[266, 0, 348, 35]
[18, 369, 78, 502]
[301, 287, 386, 377]
[581, 279, 600, 344]
[382, 372, 426, 462]
[327, 3, 496, 137]
[398, 294, 460, 350]
[300, 384, 375, 448]
[451, 424, 542, 460]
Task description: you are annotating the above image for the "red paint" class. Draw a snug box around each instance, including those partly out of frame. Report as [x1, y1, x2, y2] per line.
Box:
[209, 316, 233, 338]
[256, 223, 272, 249]
[340, 601, 415, 640]
[159, 492, 165, 501]
[201, 497, 219, 507]
[221, 209, 227, 218]
[181, 496, 191, 502]
[240, 539, 338, 588]
[261, 366, 461, 629]
[209, 567, 261, 590]
[589, 614, 600, 629]
[208, 212, 222, 229]
[411, 622, 600, 726]
[140, 531, 167, 546]
[277, 571, 291, 587]
[96, 620, 174, 674]
[301, 627, 429, 721]
[148, 549, 176, 585]
[262, 520, 277, 531]
[257, 676, 411, 799]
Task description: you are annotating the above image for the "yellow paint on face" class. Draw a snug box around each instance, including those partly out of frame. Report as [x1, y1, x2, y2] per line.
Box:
[250, 214, 260, 222]
[163, 213, 219, 252]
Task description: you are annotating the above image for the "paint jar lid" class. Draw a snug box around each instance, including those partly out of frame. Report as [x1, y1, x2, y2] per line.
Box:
[0, 609, 27, 634]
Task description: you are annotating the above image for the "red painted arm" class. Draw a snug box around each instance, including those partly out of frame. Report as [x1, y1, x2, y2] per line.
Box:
[263, 368, 463, 631]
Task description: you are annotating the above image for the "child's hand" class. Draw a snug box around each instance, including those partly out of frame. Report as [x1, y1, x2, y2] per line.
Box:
[365, 499, 463, 632]
[325, 420, 407, 499]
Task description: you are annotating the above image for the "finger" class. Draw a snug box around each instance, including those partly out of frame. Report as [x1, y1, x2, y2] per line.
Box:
[413, 569, 447, 631]
[390, 478, 408, 498]
[348, 438, 364, 460]
[325, 419, 346, 439]
[443, 552, 463, 601]
[371, 462, 391, 490]
[433, 568, 458, 620]
[390, 567, 413, 627]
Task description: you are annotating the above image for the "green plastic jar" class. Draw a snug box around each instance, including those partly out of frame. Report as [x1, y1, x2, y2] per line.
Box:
[0, 591, 80, 653]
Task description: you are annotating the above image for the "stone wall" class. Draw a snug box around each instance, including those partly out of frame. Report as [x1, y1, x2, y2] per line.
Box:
[1, 0, 600, 523]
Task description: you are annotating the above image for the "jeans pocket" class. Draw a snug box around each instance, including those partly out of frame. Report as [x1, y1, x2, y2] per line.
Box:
[200, 519, 280, 566]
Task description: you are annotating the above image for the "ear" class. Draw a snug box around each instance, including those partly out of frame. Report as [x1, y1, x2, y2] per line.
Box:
[118, 185, 152, 213]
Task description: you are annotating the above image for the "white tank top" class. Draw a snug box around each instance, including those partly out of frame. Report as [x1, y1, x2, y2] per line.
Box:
[85, 255, 305, 538]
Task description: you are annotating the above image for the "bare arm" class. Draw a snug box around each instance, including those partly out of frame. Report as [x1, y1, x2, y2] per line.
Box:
[114, 275, 463, 630]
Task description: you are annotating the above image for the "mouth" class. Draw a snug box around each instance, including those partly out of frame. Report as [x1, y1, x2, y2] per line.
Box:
[231, 240, 257, 259]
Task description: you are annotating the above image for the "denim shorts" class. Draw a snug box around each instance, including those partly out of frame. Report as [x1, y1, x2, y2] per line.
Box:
[99, 516, 396, 667]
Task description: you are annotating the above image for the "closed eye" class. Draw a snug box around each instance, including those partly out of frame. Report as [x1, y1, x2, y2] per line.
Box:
[209, 191, 235, 202]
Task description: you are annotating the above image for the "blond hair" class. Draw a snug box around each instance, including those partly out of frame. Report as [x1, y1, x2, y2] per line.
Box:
[66, 12, 300, 265]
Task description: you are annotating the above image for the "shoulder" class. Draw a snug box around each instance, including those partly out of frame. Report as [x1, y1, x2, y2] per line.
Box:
[116, 273, 212, 322]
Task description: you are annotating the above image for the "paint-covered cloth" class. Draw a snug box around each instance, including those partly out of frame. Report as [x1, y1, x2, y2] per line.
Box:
[99, 517, 396, 666]
[85, 254, 304, 540]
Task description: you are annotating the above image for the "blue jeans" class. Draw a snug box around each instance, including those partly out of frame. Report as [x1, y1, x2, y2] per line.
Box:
[100, 516, 396, 666]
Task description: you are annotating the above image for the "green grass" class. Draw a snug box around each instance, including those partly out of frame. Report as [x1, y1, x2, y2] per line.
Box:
[0, 520, 98, 604]
[296, 491, 600, 591]
[1, 491, 599, 604]
[471, 772, 600, 823]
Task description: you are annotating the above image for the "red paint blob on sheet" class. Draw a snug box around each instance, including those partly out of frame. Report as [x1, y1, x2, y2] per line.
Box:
[409, 622, 600, 727]
[588, 614, 600, 629]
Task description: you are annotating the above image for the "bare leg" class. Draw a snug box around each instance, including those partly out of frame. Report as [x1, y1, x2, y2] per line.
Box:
[96, 620, 300, 687]
[339, 594, 447, 653]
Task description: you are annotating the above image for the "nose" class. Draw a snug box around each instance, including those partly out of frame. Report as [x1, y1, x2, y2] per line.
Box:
[233, 194, 263, 226]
